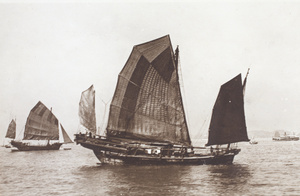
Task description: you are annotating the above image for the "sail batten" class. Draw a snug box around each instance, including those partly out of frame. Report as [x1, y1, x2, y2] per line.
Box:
[206, 74, 249, 146]
[107, 35, 190, 145]
[79, 85, 97, 134]
[23, 101, 59, 140]
[5, 119, 16, 139]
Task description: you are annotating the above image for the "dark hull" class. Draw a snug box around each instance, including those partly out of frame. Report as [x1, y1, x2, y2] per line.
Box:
[75, 134, 240, 165]
[11, 141, 62, 151]
[92, 149, 236, 165]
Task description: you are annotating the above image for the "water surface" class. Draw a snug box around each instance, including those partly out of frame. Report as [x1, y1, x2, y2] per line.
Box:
[1, 139, 300, 195]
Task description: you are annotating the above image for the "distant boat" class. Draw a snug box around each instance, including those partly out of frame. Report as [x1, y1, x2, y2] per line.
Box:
[11, 101, 73, 151]
[3, 119, 16, 148]
[249, 137, 258, 145]
[75, 35, 250, 165]
[272, 131, 299, 141]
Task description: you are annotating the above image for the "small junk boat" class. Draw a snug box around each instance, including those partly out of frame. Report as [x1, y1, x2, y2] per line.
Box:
[3, 119, 16, 148]
[11, 101, 73, 151]
[75, 35, 250, 165]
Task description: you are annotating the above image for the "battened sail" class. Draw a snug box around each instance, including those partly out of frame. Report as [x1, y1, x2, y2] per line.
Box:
[23, 101, 59, 140]
[78, 85, 97, 134]
[106, 35, 191, 146]
[5, 119, 16, 139]
[206, 74, 249, 146]
[60, 124, 73, 143]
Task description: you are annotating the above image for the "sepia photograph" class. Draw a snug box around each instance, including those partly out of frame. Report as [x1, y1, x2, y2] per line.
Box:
[1, 0, 300, 195]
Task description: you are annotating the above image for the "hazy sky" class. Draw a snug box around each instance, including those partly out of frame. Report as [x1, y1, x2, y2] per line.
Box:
[1, 0, 300, 141]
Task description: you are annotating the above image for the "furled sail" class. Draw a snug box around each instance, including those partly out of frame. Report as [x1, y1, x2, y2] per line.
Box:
[206, 74, 249, 146]
[5, 119, 16, 139]
[78, 85, 97, 134]
[23, 101, 59, 140]
[106, 35, 191, 146]
[60, 124, 73, 143]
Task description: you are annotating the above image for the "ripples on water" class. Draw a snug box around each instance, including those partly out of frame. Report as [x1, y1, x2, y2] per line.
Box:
[1, 139, 300, 196]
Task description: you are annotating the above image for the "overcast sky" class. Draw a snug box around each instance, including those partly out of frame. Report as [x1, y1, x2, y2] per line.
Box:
[1, 0, 300, 141]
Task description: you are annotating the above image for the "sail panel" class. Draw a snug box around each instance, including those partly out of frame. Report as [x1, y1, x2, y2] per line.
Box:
[60, 124, 73, 143]
[24, 101, 59, 140]
[5, 119, 16, 139]
[206, 74, 249, 146]
[79, 85, 97, 134]
[107, 35, 191, 145]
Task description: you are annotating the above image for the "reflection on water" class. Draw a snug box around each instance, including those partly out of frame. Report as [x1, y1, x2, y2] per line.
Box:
[73, 164, 252, 196]
[206, 164, 251, 195]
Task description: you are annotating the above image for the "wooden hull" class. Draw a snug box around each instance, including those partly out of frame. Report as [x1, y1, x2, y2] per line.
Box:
[92, 150, 236, 165]
[11, 141, 62, 151]
[75, 134, 240, 165]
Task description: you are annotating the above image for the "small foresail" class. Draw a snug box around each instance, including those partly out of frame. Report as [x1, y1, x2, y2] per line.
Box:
[24, 101, 59, 140]
[60, 124, 73, 143]
[106, 35, 191, 146]
[206, 74, 249, 146]
[78, 85, 97, 134]
[5, 119, 16, 139]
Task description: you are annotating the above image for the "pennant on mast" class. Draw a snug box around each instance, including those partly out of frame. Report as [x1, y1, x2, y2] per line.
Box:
[242, 68, 250, 96]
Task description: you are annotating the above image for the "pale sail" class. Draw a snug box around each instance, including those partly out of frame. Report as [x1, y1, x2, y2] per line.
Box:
[23, 101, 59, 140]
[78, 85, 97, 134]
[60, 124, 73, 143]
[106, 35, 191, 146]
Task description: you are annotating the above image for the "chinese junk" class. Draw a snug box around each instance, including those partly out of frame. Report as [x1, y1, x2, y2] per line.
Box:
[11, 101, 73, 151]
[75, 35, 250, 165]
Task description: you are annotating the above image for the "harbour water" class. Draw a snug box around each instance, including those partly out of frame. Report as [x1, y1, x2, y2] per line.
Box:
[1, 139, 300, 196]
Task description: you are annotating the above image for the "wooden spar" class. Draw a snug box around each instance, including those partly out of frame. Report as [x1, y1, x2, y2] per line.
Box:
[174, 46, 192, 146]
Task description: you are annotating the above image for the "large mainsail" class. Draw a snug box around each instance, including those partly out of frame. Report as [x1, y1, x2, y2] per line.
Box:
[206, 74, 249, 146]
[60, 124, 73, 143]
[78, 85, 97, 134]
[106, 35, 191, 146]
[23, 101, 59, 140]
[5, 119, 16, 139]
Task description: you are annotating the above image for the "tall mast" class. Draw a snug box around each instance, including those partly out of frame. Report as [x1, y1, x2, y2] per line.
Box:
[174, 46, 192, 146]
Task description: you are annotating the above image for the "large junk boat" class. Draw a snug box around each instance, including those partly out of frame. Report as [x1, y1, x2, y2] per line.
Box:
[75, 35, 250, 165]
[11, 101, 73, 151]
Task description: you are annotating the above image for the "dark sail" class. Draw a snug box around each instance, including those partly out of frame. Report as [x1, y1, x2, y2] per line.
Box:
[5, 119, 16, 139]
[106, 35, 191, 146]
[78, 85, 97, 134]
[23, 101, 59, 140]
[206, 74, 249, 146]
[60, 124, 73, 143]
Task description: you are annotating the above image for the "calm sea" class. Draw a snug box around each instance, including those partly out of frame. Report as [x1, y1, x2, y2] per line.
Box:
[1, 139, 300, 196]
